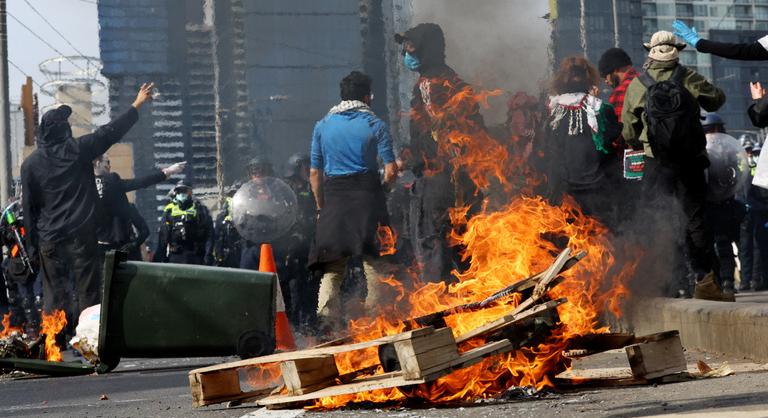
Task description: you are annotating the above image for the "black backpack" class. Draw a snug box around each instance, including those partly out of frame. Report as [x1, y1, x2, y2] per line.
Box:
[638, 65, 707, 166]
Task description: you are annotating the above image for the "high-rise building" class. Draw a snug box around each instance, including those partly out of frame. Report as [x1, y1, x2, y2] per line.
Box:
[551, 0, 645, 74]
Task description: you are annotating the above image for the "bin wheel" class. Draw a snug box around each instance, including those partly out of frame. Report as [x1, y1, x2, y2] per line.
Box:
[95, 355, 120, 374]
[237, 330, 275, 359]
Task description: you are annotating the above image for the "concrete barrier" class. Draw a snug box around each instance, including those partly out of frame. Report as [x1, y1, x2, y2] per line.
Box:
[628, 297, 768, 362]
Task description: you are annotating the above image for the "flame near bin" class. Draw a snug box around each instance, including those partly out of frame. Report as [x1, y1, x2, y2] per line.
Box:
[97, 251, 276, 373]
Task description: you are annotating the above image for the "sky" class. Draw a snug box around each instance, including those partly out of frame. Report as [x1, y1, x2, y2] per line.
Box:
[7, 0, 101, 110]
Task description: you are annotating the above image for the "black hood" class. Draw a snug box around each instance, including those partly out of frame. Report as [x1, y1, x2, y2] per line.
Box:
[396, 23, 447, 74]
[38, 105, 73, 147]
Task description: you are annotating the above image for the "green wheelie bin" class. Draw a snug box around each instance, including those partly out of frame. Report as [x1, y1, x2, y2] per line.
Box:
[97, 251, 276, 373]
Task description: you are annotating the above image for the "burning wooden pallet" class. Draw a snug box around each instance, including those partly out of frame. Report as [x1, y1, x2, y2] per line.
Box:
[189, 249, 578, 408]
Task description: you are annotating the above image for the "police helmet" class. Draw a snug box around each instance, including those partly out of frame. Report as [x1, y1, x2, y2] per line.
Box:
[286, 153, 310, 176]
[248, 156, 274, 178]
[170, 181, 193, 197]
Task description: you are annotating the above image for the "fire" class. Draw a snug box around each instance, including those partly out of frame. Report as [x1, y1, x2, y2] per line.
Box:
[305, 83, 639, 408]
[0, 313, 23, 338]
[41, 310, 67, 362]
[376, 225, 397, 256]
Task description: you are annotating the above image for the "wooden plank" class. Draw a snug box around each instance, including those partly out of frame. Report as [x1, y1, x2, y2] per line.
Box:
[397, 344, 460, 379]
[625, 331, 686, 380]
[258, 372, 426, 406]
[507, 249, 572, 317]
[258, 340, 512, 407]
[456, 298, 566, 343]
[190, 327, 435, 375]
[280, 356, 339, 395]
[189, 369, 241, 407]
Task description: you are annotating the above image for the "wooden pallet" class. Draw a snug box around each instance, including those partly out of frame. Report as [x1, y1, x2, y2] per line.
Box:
[190, 326, 514, 408]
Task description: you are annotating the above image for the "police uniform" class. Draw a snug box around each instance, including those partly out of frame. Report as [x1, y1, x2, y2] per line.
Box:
[153, 195, 213, 265]
[212, 196, 242, 268]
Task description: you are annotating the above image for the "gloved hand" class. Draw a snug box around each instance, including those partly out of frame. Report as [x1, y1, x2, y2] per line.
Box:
[672, 20, 700, 48]
[162, 161, 187, 177]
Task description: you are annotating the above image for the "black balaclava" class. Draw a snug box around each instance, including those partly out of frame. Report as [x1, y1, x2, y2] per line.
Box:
[396, 23, 447, 76]
[38, 105, 73, 147]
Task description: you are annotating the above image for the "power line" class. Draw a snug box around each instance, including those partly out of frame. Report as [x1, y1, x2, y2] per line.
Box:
[6, 11, 86, 73]
[22, 0, 92, 63]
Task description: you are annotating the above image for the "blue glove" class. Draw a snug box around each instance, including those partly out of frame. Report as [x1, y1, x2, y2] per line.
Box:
[672, 20, 700, 48]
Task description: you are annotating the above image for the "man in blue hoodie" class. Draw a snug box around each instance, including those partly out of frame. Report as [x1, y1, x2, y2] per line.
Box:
[308, 71, 397, 333]
[21, 83, 153, 317]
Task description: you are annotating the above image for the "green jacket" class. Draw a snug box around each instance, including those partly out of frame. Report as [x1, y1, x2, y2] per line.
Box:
[621, 60, 726, 158]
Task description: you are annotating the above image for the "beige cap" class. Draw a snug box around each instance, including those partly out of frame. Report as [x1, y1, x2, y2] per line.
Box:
[644, 30, 687, 62]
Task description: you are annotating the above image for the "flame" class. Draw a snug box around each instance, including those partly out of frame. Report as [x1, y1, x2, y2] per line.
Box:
[376, 225, 397, 256]
[303, 82, 639, 408]
[0, 313, 23, 338]
[41, 310, 67, 362]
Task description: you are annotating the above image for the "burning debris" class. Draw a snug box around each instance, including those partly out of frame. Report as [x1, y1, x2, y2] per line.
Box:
[0, 310, 68, 367]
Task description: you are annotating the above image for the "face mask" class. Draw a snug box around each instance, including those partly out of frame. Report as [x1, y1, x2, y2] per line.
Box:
[175, 193, 189, 204]
[404, 52, 421, 71]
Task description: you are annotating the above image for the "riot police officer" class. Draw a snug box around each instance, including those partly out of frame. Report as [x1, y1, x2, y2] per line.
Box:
[239, 156, 275, 270]
[1, 198, 42, 336]
[281, 153, 317, 328]
[212, 182, 242, 268]
[152, 182, 214, 265]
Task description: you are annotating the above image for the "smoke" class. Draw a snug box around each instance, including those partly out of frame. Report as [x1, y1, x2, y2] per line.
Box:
[411, 0, 551, 124]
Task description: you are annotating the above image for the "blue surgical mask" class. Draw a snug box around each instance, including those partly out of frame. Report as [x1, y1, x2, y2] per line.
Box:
[404, 52, 421, 71]
[175, 193, 189, 204]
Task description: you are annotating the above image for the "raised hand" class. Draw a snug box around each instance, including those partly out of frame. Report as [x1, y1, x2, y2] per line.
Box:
[672, 20, 700, 48]
[162, 161, 187, 177]
[751, 82, 766, 101]
[132, 82, 155, 110]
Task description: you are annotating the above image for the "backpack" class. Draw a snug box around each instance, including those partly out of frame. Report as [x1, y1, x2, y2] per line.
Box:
[638, 65, 707, 167]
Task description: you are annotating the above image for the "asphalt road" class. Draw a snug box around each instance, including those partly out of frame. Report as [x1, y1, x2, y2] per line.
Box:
[0, 352, 767, 418]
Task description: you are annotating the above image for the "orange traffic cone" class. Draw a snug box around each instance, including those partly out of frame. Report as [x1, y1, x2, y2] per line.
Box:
[259, 243, 296, 351]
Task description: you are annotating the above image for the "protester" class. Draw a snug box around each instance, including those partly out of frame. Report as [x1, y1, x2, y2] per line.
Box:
[701, 113, 743, 300]
[1, 198, 41, 336]
[748, 141, 768, 292]
[125, 203, 150, 261]
[308, 70, 397, 334]
[540, 56, 620, 226]
[21, 83, 153, 318]
[673, 20, 768, 60]
[152, 182, 214, 265]
[93, 154, 185, 261]
[212, 182, 242, 268]
[395, 23, 482, 283]
[599, 48, 640, 120]
[622, 31, 727, 301]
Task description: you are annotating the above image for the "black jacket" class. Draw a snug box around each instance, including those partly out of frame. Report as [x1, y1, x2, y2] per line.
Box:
[21, 107, 139, 255]
[95, 170, 166, 245]
[697, 38, 768, 61]
[152, 199, 213, 264]
[749, 97, 768, 128]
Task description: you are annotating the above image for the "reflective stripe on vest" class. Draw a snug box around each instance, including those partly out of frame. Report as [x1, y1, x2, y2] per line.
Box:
[164, 202, 197, 219]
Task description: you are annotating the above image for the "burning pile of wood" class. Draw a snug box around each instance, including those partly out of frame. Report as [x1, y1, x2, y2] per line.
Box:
[0, 330, 46, 362]
[188, 248, 690, 409]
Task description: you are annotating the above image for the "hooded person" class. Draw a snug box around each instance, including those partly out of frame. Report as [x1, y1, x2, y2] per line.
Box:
[21, 83, 153, 319]
[395, 23, 487, 284]
[621, 31, 728, 301]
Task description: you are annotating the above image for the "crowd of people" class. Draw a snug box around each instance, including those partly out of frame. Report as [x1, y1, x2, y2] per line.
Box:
[3, 22, 768, 339]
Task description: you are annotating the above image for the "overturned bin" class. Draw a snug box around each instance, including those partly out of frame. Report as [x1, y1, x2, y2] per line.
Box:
[97, 251, 276, 373]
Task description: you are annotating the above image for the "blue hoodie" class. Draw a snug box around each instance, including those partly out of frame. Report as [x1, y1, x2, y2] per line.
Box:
[310, 110, 395, 177]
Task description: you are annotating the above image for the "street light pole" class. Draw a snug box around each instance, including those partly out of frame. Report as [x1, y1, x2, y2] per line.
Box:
[0, 0, 11, 204]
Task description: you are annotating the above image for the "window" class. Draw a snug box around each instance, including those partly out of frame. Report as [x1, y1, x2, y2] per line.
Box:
[756, 6, 768, 19]
[693, 5, 707, 17]
[676, 4, 693, 17]
[734, 5, 752, 19]
[735, 21, 753, 31]
[642, 3, 657, 17]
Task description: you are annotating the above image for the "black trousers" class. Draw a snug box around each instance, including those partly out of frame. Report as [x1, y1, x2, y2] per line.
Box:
[39, 224, 101, 316]
[642, 158, 714, 278]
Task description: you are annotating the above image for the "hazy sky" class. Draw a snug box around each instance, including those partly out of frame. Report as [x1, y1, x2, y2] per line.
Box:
[7, 0, 100, 107]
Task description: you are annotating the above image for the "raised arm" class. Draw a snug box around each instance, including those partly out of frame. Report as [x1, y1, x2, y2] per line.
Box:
[79, 83, 154, 160]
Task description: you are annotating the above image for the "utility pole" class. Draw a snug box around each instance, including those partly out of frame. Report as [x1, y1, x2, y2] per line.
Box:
[0, 0, 11, 204]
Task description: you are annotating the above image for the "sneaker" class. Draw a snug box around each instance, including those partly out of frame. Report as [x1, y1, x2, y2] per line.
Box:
[694, 271, 735, 302]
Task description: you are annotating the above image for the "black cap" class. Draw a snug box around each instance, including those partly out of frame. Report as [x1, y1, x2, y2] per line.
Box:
[598, 48, 632, 77]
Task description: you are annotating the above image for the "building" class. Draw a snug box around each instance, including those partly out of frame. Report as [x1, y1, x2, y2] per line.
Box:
[97, 0, 412, 247]
[551, 0, 645, 75]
